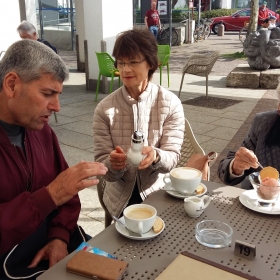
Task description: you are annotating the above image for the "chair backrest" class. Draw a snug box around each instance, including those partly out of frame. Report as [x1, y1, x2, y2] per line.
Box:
[182, 51, 219, 76]
[95, 52, 117, 77]
[96, 176, 112, 228]
[157, 45, 171, 66]
[176, 118, 205, 168]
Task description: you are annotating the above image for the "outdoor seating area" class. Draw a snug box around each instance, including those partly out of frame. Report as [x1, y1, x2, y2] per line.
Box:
[5, 0, 280, 279]
[52, 32, 275, 239]
[16, 33, 280, 279]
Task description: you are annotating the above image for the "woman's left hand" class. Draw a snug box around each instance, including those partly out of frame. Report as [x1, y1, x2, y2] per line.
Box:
[138, 146, 157, 170]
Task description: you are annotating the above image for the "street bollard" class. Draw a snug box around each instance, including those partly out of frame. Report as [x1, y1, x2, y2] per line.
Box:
[218, 24, 224, 36]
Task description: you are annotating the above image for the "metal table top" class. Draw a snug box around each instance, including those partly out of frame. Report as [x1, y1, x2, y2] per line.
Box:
[37, 181, 280, 280]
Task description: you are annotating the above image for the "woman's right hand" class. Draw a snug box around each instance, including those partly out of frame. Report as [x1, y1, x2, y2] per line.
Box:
[110, 146, 127, 170]
[232, 147, 259, 175]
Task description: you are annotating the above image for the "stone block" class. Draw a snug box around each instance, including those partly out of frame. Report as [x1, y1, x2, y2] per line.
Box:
[174, 26, 185, 45]
[226, 64, 260, 89]
[260, 68, 280, 89]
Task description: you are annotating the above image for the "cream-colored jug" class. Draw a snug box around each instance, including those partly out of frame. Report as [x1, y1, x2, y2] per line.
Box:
[184, 195, 211, 218]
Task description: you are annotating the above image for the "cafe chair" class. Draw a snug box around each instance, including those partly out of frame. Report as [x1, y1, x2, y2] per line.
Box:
[95, 52, 121, 102]
[176, 118, 210, 180]
[178, 51, 219, 98]
[96, 176, 113, 228]
[157, 45, 170, 87]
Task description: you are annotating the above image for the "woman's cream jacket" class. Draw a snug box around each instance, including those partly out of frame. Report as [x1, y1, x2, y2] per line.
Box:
[93, 82, 185, 217]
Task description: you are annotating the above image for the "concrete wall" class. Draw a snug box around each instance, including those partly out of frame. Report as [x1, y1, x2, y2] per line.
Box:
[0, 0, 37, 54]
[42, 29, 72, 51]
[81, 0, 133, 90]
[0, 0, 21, 53]
[221, 0, 232, 9]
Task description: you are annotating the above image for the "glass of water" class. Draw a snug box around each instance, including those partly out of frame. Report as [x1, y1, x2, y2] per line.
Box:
[195, 220, 233, 248]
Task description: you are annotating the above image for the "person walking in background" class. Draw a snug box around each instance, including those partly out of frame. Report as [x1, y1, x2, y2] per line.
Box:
[144, 1, 161, 39]
[260, 17, 271, 29]
[258, 1, 269, 27]
[269, 15, 277, 27]
[17, 20, 58, 53]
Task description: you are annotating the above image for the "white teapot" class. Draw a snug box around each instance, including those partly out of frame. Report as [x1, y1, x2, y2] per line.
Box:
[184, 195, 211, 218]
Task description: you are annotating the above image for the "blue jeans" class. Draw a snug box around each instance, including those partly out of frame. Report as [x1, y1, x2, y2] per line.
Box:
[149, 26, 159, 39]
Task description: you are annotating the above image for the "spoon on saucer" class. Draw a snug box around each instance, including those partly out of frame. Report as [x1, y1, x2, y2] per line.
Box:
[112, 216, 142, 237]
[163, 188, 197, 196]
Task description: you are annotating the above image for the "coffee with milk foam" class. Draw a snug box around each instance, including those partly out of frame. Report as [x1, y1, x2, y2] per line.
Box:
[171, 168, 200, 179]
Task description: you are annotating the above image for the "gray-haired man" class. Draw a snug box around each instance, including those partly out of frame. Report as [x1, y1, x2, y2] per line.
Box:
[0, 40, 107, 279]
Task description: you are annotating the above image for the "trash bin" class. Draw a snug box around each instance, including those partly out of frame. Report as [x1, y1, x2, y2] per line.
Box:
[184, 19, 195, 44]
[218, 23, 224, 36]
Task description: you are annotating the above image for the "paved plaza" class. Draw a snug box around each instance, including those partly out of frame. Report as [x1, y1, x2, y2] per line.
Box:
[51, 32, 279, 237]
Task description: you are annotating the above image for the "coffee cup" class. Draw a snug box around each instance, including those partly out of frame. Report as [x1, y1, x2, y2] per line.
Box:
[163, 167, 202, 194]
[123, 204, 157, 234]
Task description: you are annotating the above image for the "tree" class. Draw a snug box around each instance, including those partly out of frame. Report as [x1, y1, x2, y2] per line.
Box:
[249, 0, 258, 32]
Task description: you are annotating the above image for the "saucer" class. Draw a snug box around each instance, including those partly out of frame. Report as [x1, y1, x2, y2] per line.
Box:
[115, 216, 165, 240]
[165, 183, 207, 199]
[239, 190, 280, 215]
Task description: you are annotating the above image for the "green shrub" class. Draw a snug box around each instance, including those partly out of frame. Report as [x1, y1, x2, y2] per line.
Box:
[201, 9, 238, 18]
[134, 8, 239, 24]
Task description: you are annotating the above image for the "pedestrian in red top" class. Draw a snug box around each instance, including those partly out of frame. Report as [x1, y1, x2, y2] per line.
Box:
[144, 2, 161, 39]
[258, 1, 269, 26]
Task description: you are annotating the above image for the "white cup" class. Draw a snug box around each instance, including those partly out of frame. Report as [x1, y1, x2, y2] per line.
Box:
[164, 167, 202, 194]
[123, 204, 157, 234]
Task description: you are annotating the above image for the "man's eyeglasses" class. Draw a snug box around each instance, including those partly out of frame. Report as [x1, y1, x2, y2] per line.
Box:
[116, 59, 146, 69]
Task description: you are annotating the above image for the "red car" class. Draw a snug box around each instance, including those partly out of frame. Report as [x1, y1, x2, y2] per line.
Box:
[210, 8, 279, 34]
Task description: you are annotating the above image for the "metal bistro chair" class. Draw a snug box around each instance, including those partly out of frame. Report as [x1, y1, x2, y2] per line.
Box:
[95, 52, 121, 102]
[178, 51, 219, 98]
[176, 118, 210, 180]
[96, 176, 113, 228]
[157, 45, 171, 87]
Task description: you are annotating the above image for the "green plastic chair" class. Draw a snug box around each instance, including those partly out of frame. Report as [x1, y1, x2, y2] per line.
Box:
[95, 52, 120, 101]
[157, 45, 171, 87]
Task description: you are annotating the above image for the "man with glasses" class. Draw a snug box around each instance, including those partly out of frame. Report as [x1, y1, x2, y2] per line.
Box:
[145, 1, 161, 39]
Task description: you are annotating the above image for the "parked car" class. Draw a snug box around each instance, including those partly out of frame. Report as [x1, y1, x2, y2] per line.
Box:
[210, 8, 279, 34]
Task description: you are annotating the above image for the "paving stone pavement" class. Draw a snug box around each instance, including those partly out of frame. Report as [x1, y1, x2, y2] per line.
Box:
[52, 32, 278, 238]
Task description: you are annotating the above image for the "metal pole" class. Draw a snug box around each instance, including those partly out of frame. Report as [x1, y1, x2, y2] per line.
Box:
[188, 10, 191, 43]
[38, 0, 44, 39]
[169, 0, 172, 47]
[198, 0, 201, 24]
[70, 0, 75, 51]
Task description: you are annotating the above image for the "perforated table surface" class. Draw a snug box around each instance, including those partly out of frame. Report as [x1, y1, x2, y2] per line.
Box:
[38, 181, 280, 280]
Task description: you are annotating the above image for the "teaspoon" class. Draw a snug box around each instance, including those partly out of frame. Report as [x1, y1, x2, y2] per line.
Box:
[257, 161, 264, 169]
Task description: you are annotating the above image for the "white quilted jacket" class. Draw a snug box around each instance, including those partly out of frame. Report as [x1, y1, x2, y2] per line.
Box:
[93, 82, 185, 217]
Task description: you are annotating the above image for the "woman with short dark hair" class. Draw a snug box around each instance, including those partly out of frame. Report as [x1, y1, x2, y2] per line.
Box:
[93, 29, 185, 218]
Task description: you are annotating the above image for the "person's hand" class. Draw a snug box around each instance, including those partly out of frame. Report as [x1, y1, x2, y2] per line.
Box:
[110, 146, 127, 170]
[28, 239, 68, 268]
[46, 161, 108, 206]
[232, 147, 259, 175]
[138, 146, 156, 170]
